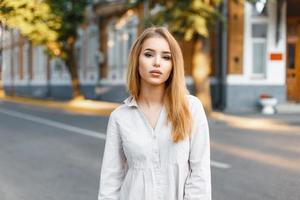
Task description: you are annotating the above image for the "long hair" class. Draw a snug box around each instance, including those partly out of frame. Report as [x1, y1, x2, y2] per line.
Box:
[127, 27, 192, 143]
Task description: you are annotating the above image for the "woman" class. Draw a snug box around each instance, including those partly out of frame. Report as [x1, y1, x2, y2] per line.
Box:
[98, 27, 211, 200]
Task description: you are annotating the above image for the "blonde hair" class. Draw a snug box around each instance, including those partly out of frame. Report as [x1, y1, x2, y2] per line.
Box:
[127, 26, 192, 143]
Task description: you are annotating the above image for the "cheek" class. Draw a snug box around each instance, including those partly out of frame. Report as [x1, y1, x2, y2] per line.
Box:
[138, 58, 148, 77]
[165, 63, 173, 77]
[138, 65, 143, 77]
[139, 56, 145, 68]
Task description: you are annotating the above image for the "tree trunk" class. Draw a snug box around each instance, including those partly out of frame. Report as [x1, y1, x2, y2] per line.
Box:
[65, 37, 83, 99]
[191, 38, 212, 113]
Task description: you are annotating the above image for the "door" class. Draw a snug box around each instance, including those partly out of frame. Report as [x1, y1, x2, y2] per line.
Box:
[287, 18, 300, 101]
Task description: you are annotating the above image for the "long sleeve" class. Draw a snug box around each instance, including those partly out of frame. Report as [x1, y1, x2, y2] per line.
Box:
[184, 98, 211, 200]
[98, 112, 128, 200]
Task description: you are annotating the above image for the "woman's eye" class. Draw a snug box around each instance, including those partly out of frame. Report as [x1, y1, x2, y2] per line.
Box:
[163, 56, 171, 60]
[144, 53, 152, 57]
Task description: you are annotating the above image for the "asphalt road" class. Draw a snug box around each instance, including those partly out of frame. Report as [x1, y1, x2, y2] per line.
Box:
[0, 100, 299, 200]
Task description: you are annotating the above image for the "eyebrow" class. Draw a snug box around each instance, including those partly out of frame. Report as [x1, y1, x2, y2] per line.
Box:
[144, 48, 171, 54]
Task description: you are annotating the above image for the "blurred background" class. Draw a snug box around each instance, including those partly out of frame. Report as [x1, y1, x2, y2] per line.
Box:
[0, 0, 300, 200]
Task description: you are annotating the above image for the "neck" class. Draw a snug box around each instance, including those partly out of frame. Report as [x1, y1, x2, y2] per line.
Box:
[138, 82, 165, 107]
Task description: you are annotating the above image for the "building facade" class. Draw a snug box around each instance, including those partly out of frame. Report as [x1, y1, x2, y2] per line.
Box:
[224, 0, 300, 112]
[0, 5, 100, 100]
[224, 0, 287, 112]
[0, 0, 299, 112]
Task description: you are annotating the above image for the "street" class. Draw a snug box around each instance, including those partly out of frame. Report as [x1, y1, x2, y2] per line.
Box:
[0, 101, 299, 200]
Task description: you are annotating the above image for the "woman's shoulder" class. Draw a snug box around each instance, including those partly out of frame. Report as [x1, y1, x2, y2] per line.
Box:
[187, 94, 203, 107]
[186, 95, 208, 127]
[109, 96, 136, 120]
[186, 95, 205, 114]
[109, 104, 128, 119]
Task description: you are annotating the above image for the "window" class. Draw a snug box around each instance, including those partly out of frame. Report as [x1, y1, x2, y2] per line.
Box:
[23, 42, 30, 80]
[251, 23, 267, 77]
[13, 47, 20, 80]
[50, 57, 71, 84]
[107, 14, 138, 81]
[251, 0, 268, 16]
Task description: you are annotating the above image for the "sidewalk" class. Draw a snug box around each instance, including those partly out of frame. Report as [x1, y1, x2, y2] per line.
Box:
[210, 111, 300, 133]
[0, 91, 119, 116]
[276, 102, 300, 114]
[1, 91, 300, 130]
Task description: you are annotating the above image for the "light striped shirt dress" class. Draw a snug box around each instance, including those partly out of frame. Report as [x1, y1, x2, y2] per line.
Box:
[98, 95, 211, 200]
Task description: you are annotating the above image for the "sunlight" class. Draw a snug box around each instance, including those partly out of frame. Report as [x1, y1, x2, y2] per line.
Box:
[211, 112, 300, 135]
[211, 141, 300, 172]
[67, 98, 119, 110]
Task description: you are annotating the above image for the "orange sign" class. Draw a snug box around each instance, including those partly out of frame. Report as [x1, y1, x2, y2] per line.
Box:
[270, 53, 283, 61]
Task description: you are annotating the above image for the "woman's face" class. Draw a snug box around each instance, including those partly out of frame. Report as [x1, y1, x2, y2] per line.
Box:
[138, 36, 173, 87]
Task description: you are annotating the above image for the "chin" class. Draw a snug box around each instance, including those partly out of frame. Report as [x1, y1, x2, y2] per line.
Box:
[151, 82, 167, 87]
[145, 79, 165, 86]
[141, 76, 168, 86]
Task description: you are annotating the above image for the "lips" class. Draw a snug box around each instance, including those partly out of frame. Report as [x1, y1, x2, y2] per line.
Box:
[149, 70, 162, 75]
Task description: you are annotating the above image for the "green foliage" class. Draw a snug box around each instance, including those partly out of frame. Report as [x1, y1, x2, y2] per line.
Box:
[130, 0, 280, 41]
[0, 0, 61, 46]
[131, 0, 223, 41]
[0, 0, 87, 58]
[47, 1, 88, 47]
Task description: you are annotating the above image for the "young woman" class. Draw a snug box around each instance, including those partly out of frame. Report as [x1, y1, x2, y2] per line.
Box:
[98, 27, 211, 200]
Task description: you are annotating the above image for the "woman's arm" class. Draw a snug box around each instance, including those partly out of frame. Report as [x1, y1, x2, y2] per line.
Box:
[184, 98, 211, 200]
[98, 112, 128, 200]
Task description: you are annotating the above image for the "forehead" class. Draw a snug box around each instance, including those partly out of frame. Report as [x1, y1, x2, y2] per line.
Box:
[141, 36, 170, 52]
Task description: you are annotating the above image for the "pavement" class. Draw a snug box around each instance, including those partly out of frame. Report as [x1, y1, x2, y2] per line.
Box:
[1, 91, 299, 200]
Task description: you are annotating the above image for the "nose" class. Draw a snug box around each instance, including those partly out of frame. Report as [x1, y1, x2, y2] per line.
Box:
[153, 55, 161, 67]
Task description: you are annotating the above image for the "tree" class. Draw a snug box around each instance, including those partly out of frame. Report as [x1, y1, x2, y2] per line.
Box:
[0, 0, 88, 99]
[47, 0, 88, 99]
[0, 0, 60, 47]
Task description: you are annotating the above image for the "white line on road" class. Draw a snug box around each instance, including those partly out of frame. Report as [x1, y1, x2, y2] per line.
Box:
[211, 160, 231, 169]
[0, 108, 231, 169]
[0, 108, 106, 140]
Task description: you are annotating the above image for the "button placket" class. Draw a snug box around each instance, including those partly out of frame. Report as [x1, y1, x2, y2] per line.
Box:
[152, 108, 162, 164]
[152, 139, 160, 163]
[136, 105, 165, 198]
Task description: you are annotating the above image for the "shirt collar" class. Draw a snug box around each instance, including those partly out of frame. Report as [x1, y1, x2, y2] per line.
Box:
[123, 96, 138, 107]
